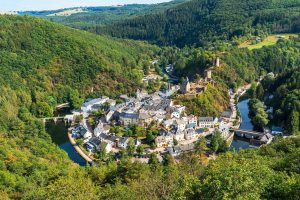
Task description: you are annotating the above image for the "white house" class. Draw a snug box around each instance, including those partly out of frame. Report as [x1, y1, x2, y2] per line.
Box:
[105, 110, 115, 122]
[94, 123, 110, 137]
[81, 96, 109, 113]
[101, 141, 112, 153]
[94, 126, 103, 138]
[198, 117, 217, 128]
[171, 105, 186, 114]
[155, 133, 173, 147]
[174, 119, 187, 131]
[153, 114, 165, 124]
[218, 121, 229, 138]
[171, 111, 180, 119]
[119, 112, 139, 126]
[117, 137, 130, 149]
[135, 139, 142, 147]
[83, 130, 92, 140]
[72, 125, 92, 139]
[188, 115, 198, 125]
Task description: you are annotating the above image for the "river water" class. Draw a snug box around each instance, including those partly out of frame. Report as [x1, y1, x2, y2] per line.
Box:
[45, 108, 87, 166]
[230, 99, 252, 151]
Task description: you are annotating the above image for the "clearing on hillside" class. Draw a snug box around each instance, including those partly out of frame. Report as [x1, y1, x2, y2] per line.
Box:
[239, 34, 298, 50]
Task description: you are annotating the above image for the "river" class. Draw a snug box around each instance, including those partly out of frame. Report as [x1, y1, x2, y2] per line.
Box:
[45, 108, 87, 166]
[46, 98, 253, 163]
[230, 99, 252, 151]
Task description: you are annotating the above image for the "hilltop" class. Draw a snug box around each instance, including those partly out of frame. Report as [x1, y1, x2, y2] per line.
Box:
[96, 0, 300, 47]
[0, 15, 158, 104]
[19, 0, 189, 27]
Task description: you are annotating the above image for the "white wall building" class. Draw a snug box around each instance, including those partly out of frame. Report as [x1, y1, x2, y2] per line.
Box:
[174, 119, 187, 131]
[81, 96, 109, 113]
[171, 111, 180, 119]
[198, 117, 217, 128]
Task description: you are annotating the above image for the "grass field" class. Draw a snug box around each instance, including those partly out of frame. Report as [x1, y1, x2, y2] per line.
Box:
[239, 33, 298, 50]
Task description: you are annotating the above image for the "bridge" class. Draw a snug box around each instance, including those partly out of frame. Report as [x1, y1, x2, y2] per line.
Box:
[56, 102, 70, 109]
[230, 128, 265, 138]
[40, 115, 74, 124]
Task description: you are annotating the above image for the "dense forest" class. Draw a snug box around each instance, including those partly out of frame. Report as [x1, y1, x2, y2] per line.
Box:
[94, 0, 300, 47]
[259, 69, 300, 134]
[21, 0, 188, 28]
[0, 15, 159, 112]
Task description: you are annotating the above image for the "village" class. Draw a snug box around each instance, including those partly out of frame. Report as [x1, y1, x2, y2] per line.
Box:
[66, 57, 232, 162]
[67, 57, 274, 163]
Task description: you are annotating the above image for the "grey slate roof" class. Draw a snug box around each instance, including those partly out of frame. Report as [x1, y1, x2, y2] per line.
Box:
[119, 112, 139, 119]
[89, 137, 101, 147]
[199, 117, 214, 122]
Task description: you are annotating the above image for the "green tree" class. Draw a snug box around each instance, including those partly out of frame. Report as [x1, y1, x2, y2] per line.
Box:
[249, 82, 257, 99]
[194, 137, 208, 154]
[126, 139, 136, 156]
[146, 132, 156, 144]
[35, 102, 53, 117]
[163, 154, 174, 166]
[211, 131, 221, 152]
[69, 89, 84, 109]
[211, 130, 228, 153]
[173, 138, 178, 146]
[148, 153, 159, 165]
[256, 84, 265, 100]
[287, 111, 299, 135]
[136, 145, 144, 157]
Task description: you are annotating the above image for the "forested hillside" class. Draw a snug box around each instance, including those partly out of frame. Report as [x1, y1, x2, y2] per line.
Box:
[0, 13, 300, 200]
[0, 15, 159, 111]
[21, 0, 188, 28]
[155, 37, 300, 117]
[260, 69, 300, 134]
[96, 0, 300, 47]
[0, 15, 158, 198]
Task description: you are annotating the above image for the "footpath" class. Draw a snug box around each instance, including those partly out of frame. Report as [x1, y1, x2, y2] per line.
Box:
[67, 128, 93, 164]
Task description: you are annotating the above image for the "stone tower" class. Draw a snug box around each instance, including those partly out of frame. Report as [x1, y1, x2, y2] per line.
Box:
[214, 57, 220, 67]
[205, 70, 212, 81]
[180, 77, 190, 94]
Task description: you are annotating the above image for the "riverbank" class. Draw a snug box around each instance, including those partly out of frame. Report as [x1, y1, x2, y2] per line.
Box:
[67, 128, 93, 164]
[228, 84, 251, 128]
[45, 121, 87, 166]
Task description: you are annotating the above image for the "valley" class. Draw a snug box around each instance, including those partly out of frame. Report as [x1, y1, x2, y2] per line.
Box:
[0, 0, 299, 199]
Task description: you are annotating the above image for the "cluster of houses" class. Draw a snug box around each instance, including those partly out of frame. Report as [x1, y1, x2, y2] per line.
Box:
[155, 116, 229, 148]
[72, 123, 142, 153]
[71, 89, 232, 156]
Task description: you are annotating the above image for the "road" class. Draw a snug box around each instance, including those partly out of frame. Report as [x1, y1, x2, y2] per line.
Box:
[228, 84, 251, 129]
[67, 130, 93, 164]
